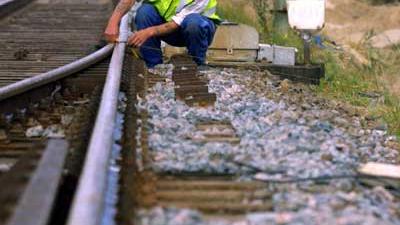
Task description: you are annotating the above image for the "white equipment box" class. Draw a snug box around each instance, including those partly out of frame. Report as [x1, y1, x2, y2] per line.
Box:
[257, 44, 297, 66]
[287, 0, 325, 31]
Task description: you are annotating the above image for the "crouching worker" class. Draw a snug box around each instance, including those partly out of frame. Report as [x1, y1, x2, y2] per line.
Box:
[104, 0, 220, 68]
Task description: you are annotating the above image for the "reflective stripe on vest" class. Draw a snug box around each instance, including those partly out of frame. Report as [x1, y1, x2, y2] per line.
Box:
[147, 0, 220, 22]
[176, 0, 193, 13]
[202, 6, 216, 18]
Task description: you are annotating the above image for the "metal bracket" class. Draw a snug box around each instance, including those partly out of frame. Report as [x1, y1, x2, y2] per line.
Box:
[301, 31, 312, 65]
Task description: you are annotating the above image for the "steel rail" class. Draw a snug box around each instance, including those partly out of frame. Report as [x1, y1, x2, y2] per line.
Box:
[6, 139, 69, 225]
[66, 13, 131, 225]
[0, 44, 114, 101]
[0, 0, 34, 19]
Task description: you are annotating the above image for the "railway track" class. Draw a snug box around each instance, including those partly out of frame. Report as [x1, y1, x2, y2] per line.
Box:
[0, 1, 121, 225]
[0, 1, 399, 225]
[0, 2, 111, 87]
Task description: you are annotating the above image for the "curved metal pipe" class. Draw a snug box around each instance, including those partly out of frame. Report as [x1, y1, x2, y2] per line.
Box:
[0, 0, 34, 19]
[0, 44, 114, 101]
[66, 13, 131, 225]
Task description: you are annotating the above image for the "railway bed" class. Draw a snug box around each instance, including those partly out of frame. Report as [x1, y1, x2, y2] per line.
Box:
[133, 62, 400, 225]
[0, 1, 399, 225]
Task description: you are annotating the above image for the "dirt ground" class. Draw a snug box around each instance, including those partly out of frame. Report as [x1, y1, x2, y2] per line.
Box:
[325, 0, 400, 48]
[324, 0, 400, 97]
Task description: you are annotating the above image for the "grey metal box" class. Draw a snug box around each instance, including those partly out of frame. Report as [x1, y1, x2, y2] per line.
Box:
[273, 45, 296, 66]
[257, 44, 274, 62]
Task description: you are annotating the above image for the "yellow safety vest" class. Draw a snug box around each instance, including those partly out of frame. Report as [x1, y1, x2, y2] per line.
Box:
[146, 0, 220, 22]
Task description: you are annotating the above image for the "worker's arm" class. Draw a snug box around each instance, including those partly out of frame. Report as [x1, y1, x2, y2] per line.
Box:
[128, 0, 208, 47]
[104, 0, 135, 43]
[128, 21, 179, 47]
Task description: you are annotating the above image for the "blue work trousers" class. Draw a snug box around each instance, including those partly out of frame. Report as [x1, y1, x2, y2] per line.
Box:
[135, 3, 216, 67]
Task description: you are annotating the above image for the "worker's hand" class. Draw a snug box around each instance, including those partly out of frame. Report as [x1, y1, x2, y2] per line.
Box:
[104, 22, 120, 43]
[128, 28, 155, 47]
